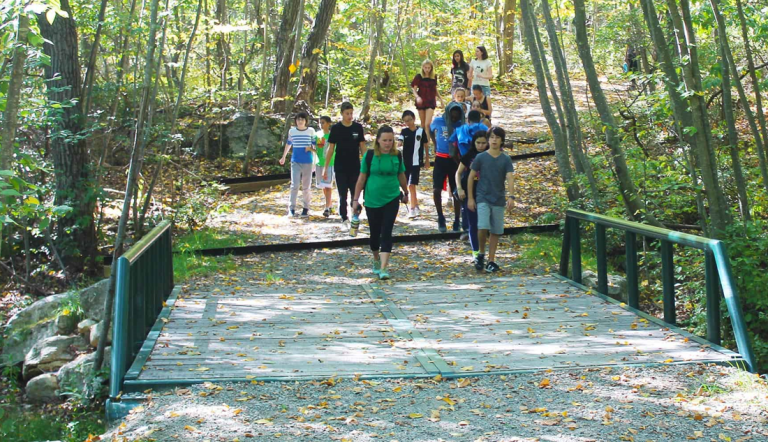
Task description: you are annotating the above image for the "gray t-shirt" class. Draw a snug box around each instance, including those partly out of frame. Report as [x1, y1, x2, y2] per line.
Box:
[470, 151, 514, 206]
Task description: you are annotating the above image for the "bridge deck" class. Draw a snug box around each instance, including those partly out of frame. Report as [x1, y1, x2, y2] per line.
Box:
[129, 275, 738, 387]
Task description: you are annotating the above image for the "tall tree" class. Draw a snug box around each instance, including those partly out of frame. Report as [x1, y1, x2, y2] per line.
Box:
[520, 0, 579, 202]
[572, 0, 662, 226]
[271, 0, 302, 112]
[1, 14, 29, 170]
[243, 0, 273, 174]
[37, 0, 97, 271]
[360, 0, 386, 119]
[295, 0, 337, 107]
[501, 0, 516, 75]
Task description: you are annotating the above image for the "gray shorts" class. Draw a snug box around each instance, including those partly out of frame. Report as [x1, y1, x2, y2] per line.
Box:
[477, 202, 505, 235]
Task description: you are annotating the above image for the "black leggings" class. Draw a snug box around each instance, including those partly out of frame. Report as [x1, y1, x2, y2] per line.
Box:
[365, 197, 400, 253]
[336, 170, 359, 221]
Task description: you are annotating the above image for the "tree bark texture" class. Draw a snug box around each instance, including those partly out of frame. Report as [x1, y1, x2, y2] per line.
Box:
[271, 0, 302, 112]
[520, 0, 579, 202]
[572, 0, 662, 226]
[360, 0, 386, 119]
[295, 0, 336, 107]
[37, 1, 98, 271]
[243, 0, 273, 174]
[502, 0, 516, 74]
[1, 14, 29, 170]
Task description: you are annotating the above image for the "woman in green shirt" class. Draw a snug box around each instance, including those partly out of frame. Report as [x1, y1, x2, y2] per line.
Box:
[352, 126, 408, 280]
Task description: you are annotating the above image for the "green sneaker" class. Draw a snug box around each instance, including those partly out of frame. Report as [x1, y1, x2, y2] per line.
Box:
[373, 260, 382, 276]
[378, 270, 390, 280]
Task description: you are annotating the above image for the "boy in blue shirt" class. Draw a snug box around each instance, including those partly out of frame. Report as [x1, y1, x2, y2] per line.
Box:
[430, 103, 465, 232]
[449, 110, 489, 157]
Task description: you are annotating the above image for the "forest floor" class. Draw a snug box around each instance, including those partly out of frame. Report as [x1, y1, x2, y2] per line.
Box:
[100, 80, 768, 441]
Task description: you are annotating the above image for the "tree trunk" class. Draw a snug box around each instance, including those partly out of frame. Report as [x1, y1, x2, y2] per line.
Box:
[95, 0, 161, 372]
[37, 1, 98, 272]
[712, 26, 750, 220]
[735, 0, 768, 173]
[295, 0, 336, 107]
[271, 0, 302, 112]
[540, 0, 601, 208]
[520, 0, 579, 202]
[82, 0, 109, 118]
[243, 0, 273, 175]
[572, 0, 662, 226]
[1, 14, 29, 170]
[502, 0, 516, 75]
[360, 0, 386, 119]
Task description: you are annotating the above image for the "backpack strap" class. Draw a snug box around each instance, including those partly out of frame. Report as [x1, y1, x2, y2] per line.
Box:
[365, 149, 375, 172]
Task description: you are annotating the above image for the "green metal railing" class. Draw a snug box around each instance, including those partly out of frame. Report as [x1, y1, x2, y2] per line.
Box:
[108, 220, 174, 406]
[559, 209, 757, 372]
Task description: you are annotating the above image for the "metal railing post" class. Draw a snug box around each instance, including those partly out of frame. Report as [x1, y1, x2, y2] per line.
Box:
[705, 251, 721, 345]
[596, 225, 608, 295]
[661, 240, 676, 325]
[570, 218, 582, 284]
[110, 257, 130, 400]
[560, 218, 571, 278]
[625, 231, 639, 308]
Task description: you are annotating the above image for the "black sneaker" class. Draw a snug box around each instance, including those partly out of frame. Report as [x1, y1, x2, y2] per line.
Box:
[438, 216, 447, 233]
[301, 208, 309, 217]
[323, 208, 330, 218]
[474, 254, 485, 271]
[485, 261, 500, 273]
[288, 208, 296, 217]
[452, 220, 461, 232]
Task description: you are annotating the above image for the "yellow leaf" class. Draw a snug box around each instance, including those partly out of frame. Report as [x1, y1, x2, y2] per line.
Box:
[539, 378, 551, 388]
[312, 48, 322, 54]
[255, 418, 273, 425]
[227, 325, 239, 330]
[184, 425, 197, 432]
[233, 408, 243, 415]
[442, 397, 455, 406]
[409, 413, 423, 419]
[393, 386, 402, 392]
[460, 366, 474, 371]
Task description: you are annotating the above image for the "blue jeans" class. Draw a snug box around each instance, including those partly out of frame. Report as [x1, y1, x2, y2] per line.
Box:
[462, 199, 479, 252]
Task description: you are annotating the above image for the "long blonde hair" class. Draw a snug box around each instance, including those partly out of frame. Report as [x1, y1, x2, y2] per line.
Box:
[421, 59, 436, 79]
[373, 126, 398, 156]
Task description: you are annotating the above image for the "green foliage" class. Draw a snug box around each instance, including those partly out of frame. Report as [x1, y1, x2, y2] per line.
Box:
[173, 252, 238, 282]
[172, 181, 228, 230]
[174, 227, 260, 251]
[0, 405, 105, 442]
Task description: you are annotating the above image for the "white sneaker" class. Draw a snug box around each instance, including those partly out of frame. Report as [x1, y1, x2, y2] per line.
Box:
[406, 207, 414, 218]
[413, 206, 421, 217]
[342, 220, 350, 230]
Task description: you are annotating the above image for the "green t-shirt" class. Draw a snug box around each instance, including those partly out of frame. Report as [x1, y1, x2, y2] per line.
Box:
[361, 152, 405, 208]
[315, 132, 335, 167]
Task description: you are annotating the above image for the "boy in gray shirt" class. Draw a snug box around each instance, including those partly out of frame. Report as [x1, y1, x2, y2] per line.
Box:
[467, 126, 515, 273]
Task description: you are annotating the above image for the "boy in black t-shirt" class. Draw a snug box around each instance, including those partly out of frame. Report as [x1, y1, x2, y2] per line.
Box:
[399, 110, 429, 218]
[322, 102, 367, 225]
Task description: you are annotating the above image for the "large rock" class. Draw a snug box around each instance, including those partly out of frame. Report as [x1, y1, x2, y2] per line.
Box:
[57, 347, 111, 400]
[193, 112, 284, 159]
[77, 318, 98, 335]
[25, 373, 60, 403]
[2, 293, 69, 365]
[55, 312, 78, 335]
[89, 320, 112, 348]
[80, 278, 110, 322]
[581, 270, 628, 298]
[23, 335, 89, 380]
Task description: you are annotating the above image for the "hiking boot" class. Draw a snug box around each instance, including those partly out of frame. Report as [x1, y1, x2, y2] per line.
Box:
[301, 208, 309, 217]
[474, 254, 485, 271]
[485, 261, 500, 273]
[323, 208, 330, 218]
[437, 216, 447, 233]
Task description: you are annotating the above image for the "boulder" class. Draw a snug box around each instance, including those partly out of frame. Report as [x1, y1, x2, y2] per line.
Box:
[194, 112, 284, 159]
[77, 318, 98, 335]
[581, 270, 628, 298]
[23, 335, 89, 380]
[25, 373, 60, 403]
[89, 320, 112, 348]
[57, 347, 111, 400]
[80, 278, 110, 322]
[1, 293, 69, 365]
[55, 312, 79, 335]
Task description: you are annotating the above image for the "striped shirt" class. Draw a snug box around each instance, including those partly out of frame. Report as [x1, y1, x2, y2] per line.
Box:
[287, 127, 316, 164]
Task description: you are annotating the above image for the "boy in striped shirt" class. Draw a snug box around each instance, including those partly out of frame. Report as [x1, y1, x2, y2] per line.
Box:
[280, 112, 316, 217]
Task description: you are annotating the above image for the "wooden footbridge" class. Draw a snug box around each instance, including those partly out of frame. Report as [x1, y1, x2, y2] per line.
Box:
[105, 210, 757, 419]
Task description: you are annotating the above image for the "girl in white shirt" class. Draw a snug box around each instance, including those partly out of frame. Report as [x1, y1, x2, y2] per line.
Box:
[469, 46, 493, 97]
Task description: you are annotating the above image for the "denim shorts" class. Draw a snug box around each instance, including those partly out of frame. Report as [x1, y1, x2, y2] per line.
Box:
[480, 85, 491, 97]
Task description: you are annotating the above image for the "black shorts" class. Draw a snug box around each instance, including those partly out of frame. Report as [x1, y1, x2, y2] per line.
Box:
[404, 165, 421, 186]
[432, 156, 458, 191]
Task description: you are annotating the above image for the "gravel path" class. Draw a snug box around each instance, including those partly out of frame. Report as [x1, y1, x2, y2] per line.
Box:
[106, 364, 767, 441]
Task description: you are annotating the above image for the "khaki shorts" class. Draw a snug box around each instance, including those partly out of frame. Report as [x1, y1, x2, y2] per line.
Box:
[316, 166, 335, 188]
